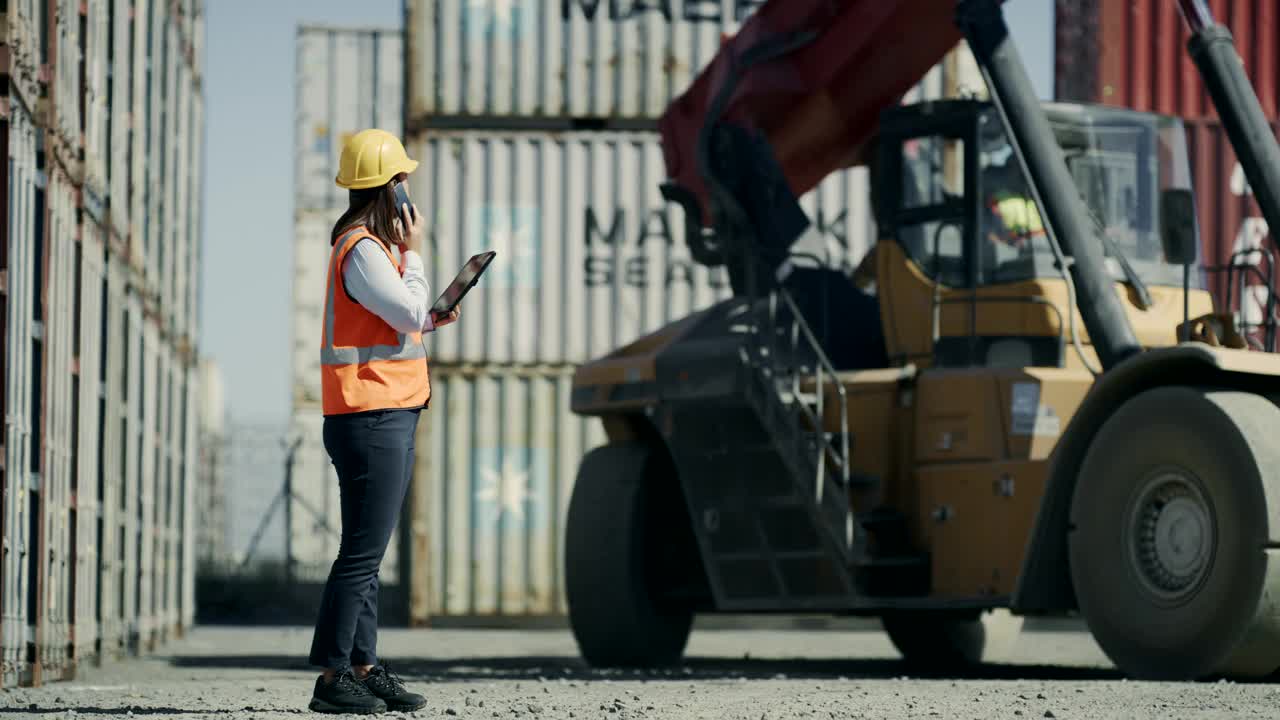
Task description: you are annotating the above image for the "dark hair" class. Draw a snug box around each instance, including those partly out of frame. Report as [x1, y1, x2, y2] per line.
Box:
[331, 182, 404, 248]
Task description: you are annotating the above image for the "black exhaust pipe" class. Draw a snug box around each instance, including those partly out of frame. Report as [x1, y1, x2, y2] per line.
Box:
[1180, 0, 1280, 255]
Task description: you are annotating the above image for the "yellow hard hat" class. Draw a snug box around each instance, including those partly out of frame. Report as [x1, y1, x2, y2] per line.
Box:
[335, 129, 419, 190]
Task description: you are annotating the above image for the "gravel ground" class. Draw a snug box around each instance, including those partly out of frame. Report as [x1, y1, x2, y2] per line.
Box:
[3, 616, 1280, 719]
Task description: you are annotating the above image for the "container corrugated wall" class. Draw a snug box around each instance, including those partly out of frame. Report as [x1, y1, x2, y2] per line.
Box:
[0, 0, 204, 688]
[406, 0, 768, 122]
[295, 26, 404, 211]
[409, 367, 607, 620]
[405, 129, 871, 366]
[1054, 0, 1280, 120]
[36, 168, 80, 683]
[1184, 118, 1280, 340]
[3, 96, 40, 686]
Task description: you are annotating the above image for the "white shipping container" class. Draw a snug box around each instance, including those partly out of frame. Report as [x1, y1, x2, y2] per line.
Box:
[406, 0, 767, 120]
[74, 224, 107, 665]
[1, 95, 39, 687]
[97, 259, 129, 660]
[109, 0, 136, 241]
[135, 322, 160, 646]
[291, 210, 342, 410]
[84, 0, 111, 212]
[38, 167, 79, 681]
[294, 26, 403, 210]
[181, 363, 198, 629]
[407, 129, 872, 366]
[409, 365, 608, 619]
[121, 291, 143, 648]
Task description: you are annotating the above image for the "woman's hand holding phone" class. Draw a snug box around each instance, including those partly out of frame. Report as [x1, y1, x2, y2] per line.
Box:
[399, 201, 425, 255]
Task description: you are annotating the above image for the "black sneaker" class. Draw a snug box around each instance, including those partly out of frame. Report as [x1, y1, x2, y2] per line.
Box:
[361, 663, 427, 712]
[309, 670, 387, 715]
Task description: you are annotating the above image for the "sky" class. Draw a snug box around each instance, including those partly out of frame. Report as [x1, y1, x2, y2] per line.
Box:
[201, 0, 1055, 429]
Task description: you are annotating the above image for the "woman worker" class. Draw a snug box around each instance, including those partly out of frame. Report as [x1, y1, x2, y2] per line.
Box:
[307, 129, 455, 715]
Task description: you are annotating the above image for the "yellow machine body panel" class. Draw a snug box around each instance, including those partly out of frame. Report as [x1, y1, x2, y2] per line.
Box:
[874, 240, 1216, 370]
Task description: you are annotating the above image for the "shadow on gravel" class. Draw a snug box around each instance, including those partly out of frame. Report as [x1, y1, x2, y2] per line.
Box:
[168, 654, 1126, 683]
[0, 707, 291, 716]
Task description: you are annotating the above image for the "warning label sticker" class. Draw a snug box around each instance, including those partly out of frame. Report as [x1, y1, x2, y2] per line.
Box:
[1011, 382, 1061, 437]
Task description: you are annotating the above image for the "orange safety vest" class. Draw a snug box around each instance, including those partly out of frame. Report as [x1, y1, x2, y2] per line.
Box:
[320, 226, 431, 415]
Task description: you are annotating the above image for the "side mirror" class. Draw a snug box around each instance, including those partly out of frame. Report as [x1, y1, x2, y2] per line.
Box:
[1159, 188, 1199, 265]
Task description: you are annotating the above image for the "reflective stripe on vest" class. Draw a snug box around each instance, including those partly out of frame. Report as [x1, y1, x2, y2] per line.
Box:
[989, 193, 1045, 236]
[320, 227, 431, 415]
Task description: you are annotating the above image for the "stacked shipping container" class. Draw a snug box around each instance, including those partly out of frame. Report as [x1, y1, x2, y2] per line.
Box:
[1054, 0, 1280, 337]
[0, 0, 205, 688]
[290, 27, 405, 583]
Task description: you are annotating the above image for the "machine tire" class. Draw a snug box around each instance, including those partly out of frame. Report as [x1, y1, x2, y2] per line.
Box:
[881, 611, 987, 670]
[1069, 387, 1280, 680]
[565, 442, 694, 668]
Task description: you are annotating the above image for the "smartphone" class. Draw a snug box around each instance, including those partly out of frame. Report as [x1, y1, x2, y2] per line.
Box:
[392, 179, 417, 221]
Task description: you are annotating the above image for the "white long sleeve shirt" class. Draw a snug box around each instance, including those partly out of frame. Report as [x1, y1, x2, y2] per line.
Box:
[341, 239, 436, 334]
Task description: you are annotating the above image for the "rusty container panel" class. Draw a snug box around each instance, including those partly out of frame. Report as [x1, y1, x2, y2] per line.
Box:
[95, 257, 128, 661]
[1183, 118, 1280, 345]
[37, 167, 80, 682]
[73, 222, 106, 668]
[83, 0, 111, 216]
[2, 95, 39, 687]
[1054, 0, 1280, 120]
[408, 366, 608, 621]
[6, 0, 44, 107]
[108, 0, 135, 242]
[49, 0, 84, 170]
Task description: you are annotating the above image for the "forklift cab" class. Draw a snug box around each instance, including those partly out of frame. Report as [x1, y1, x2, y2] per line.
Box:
[871, 99, 1215, 370]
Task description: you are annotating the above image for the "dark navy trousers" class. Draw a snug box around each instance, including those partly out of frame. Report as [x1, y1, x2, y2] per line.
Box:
[309, 407, 419, 670]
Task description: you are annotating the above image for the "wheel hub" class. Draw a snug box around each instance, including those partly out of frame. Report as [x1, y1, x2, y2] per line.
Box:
[1129, 471, 1214, 603]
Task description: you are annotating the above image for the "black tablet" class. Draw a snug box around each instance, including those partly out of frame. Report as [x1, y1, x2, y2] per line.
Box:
[432, 251, 497, 315]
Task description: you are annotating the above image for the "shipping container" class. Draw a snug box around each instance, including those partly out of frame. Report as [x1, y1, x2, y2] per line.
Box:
[120, 291, 142, 652]
[406, 365, 608, 621]
[73, 222, 106, 668]
[291, 210, 339, 410]
[405, 0, 768, 122]
[1054, 0, 1280, 120]
[1184, 117, 1280, 348]
[5, 0, 44, 107]
[108, 0, 135, 241]
[1, 93, 39, 688]
[96, 257, 128, 661]
[294, 26, 403, 210]
[404, 129, 872, 366]
[180, 363, 197, 630]
[83, 0, 111, 213]
[135, 321, 159, 648]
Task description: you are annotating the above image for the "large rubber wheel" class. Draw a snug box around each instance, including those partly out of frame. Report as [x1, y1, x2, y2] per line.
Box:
[881, 611, 987, 670]
[1069, 387, 1280, 680]
[565, 443, 694, 668]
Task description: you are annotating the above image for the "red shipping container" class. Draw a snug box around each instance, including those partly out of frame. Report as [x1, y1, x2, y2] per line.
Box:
[1184, 118, 1280, 345]
[1055, 0, 1280, 120]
